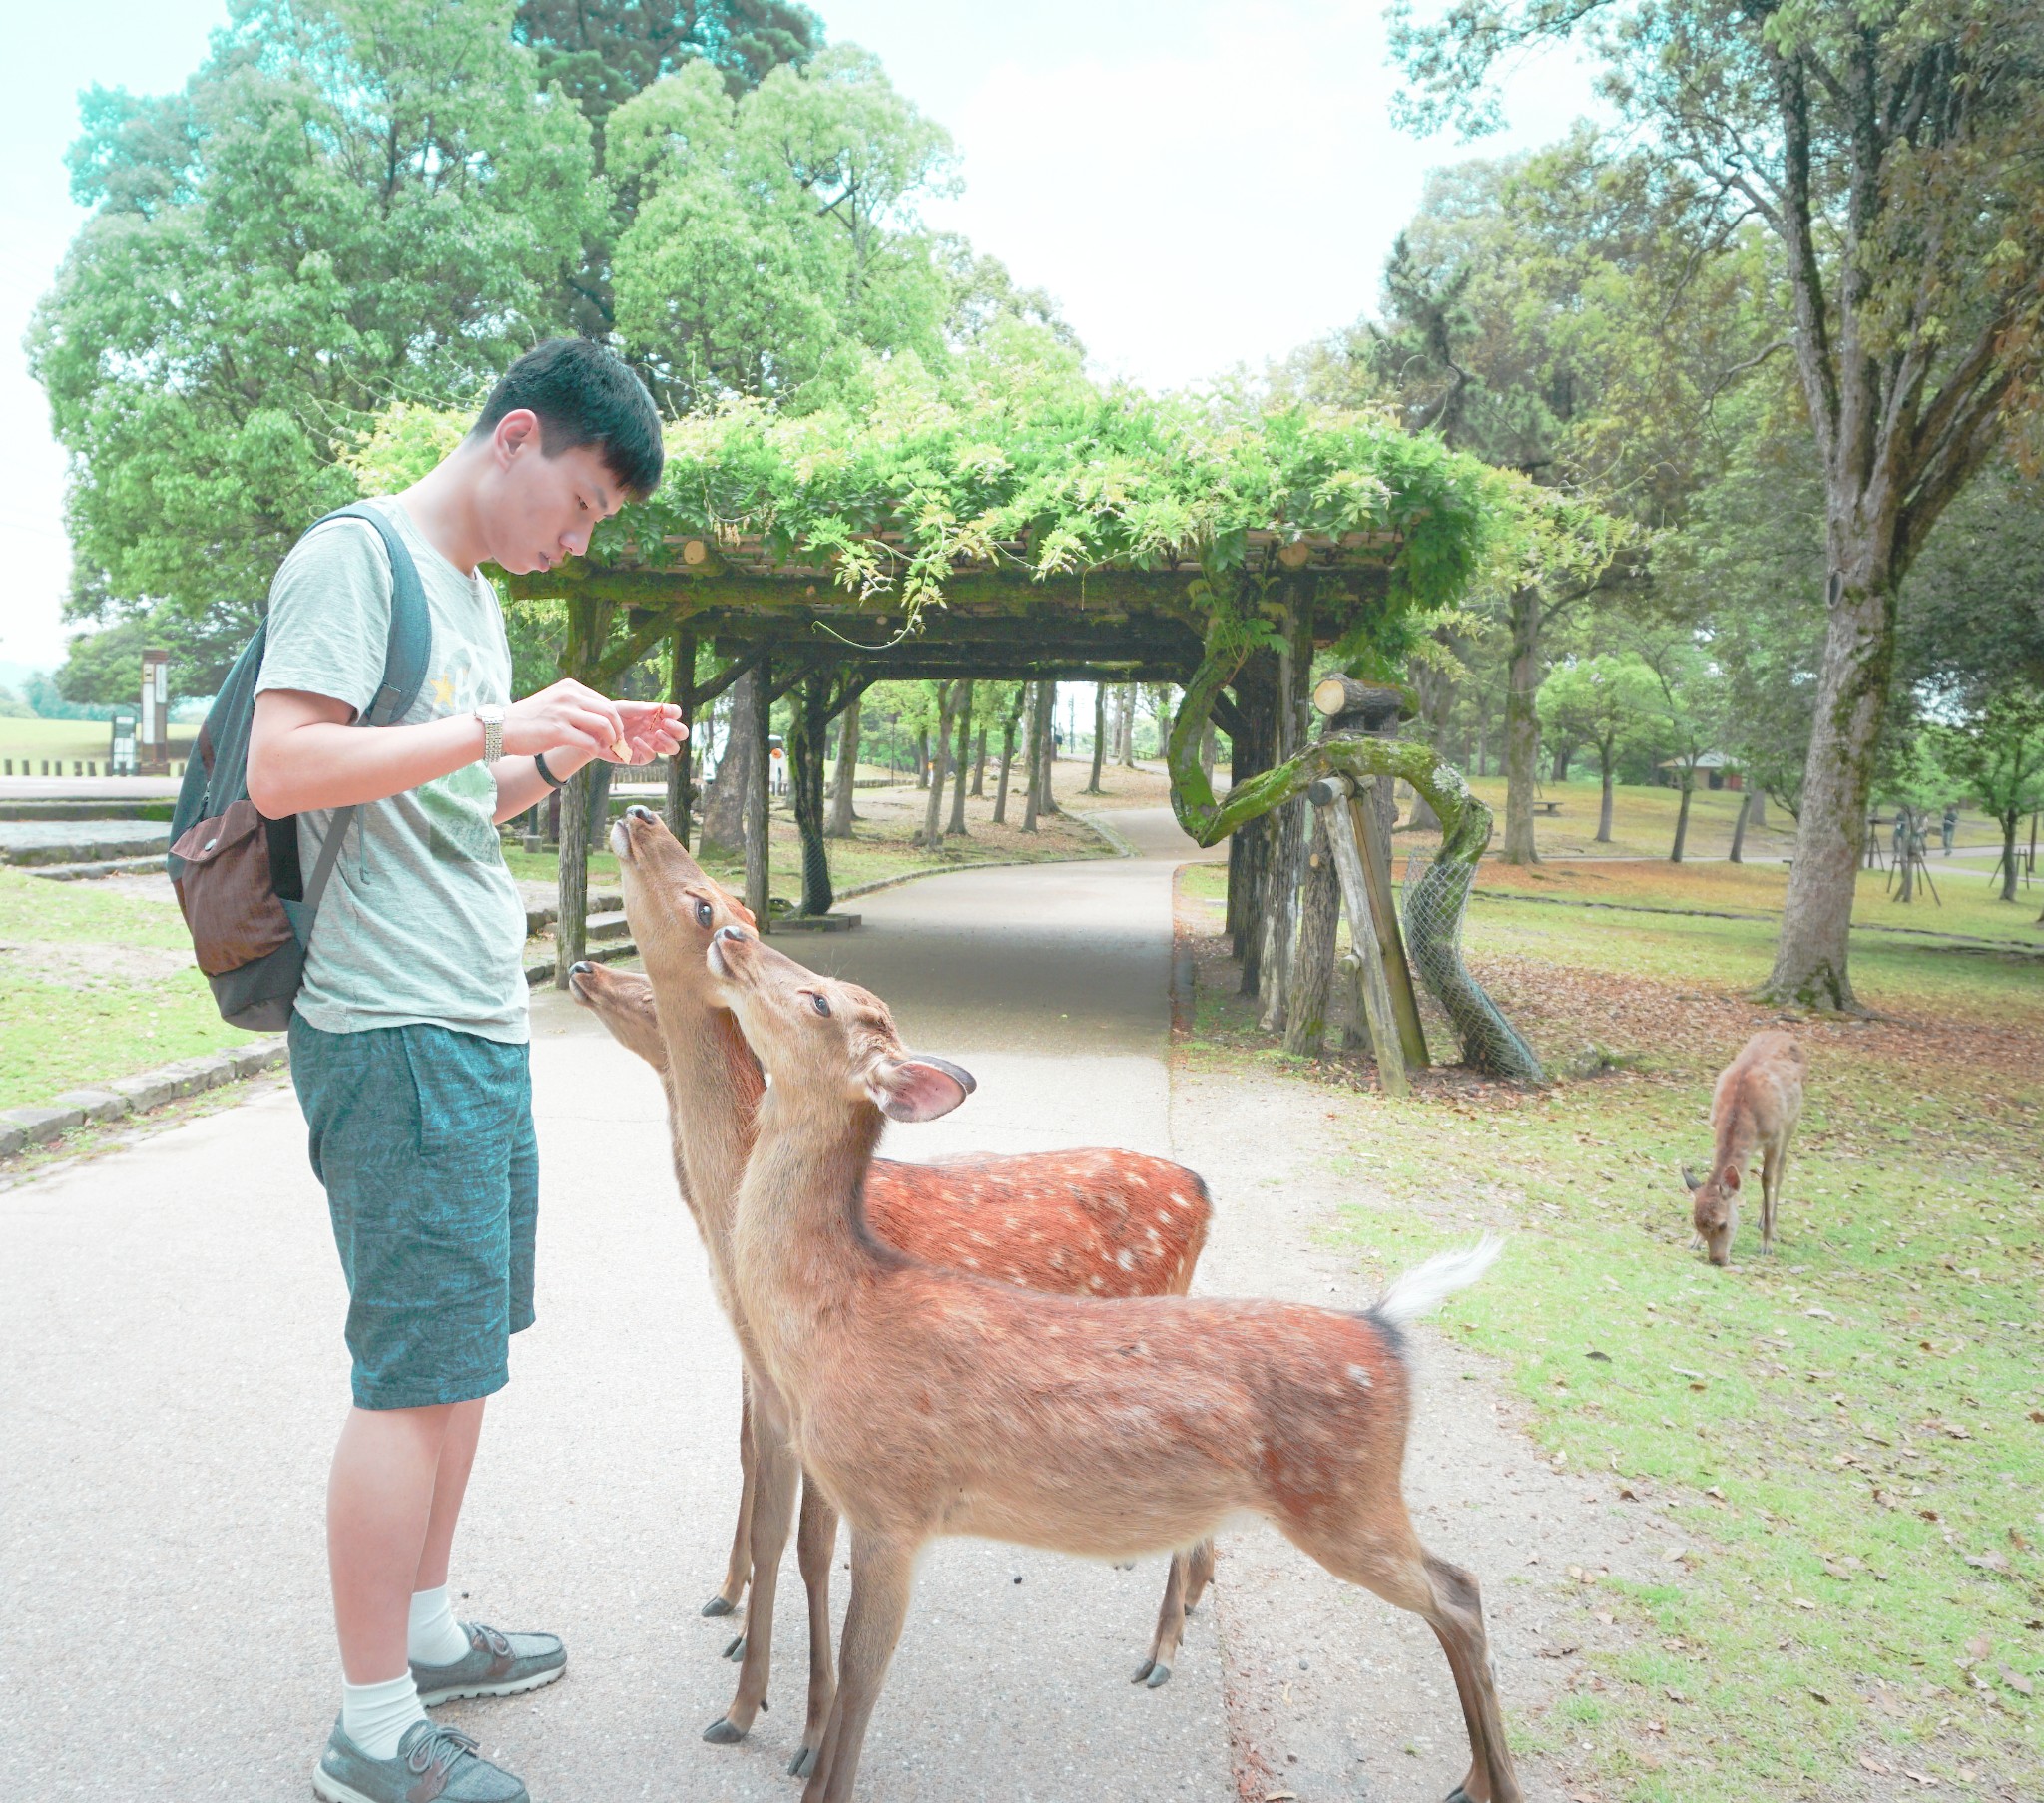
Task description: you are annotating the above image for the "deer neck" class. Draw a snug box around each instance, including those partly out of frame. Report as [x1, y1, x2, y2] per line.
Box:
[644, 970, 766, 1250]
[732, 1086, 888, 1344]
[1712, 1107, 1760, 1177]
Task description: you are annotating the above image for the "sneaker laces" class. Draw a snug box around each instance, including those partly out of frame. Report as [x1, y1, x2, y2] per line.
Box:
[463, 1623, 513, 1659]
[405, 1724, 479, 1781]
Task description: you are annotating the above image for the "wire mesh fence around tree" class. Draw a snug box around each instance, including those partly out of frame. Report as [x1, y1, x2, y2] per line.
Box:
[1400, 849, 1545, 1083]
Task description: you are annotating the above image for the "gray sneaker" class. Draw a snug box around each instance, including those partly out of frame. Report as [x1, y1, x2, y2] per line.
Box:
[312, 1717, 528, 1803]
[411, 1622, 566, 1706]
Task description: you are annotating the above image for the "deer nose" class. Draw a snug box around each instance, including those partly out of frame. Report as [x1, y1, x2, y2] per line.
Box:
[626, 804, 657, 824]
[569, 961, 594, 977]
[714, 925, 749, 945]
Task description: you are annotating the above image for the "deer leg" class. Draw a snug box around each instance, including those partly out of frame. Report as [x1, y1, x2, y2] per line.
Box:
[787, 1476, 841, 1779]
[705, 1380, 755, 1618]
[1132, 1553, 1188, 1687]
[703, 1424, 801, 1745]
[1761, 1146, 1783, 1252]
[1293, 1508, 1520, 1803]
[1133, 1538, 1217, 1686]
[802, 1532, 917, 1803]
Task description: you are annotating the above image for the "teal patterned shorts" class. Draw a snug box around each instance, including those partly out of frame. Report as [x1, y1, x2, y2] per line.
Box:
[288, 1016, 537, 1409]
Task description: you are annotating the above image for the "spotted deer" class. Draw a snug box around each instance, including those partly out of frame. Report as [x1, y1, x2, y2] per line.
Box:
[596, 806, 1216, 1775]
[704, 921, 1520, 1803]
[1683, 1029, 1807, 1265]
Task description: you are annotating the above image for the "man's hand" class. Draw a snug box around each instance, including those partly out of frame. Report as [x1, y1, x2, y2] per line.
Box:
[504, 679, 633, 760]
[607, 700, 688, 766]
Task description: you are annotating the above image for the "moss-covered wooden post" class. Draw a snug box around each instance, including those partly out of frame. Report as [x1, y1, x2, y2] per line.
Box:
[554, 593, 612, 987]
[667, 624, 696, 846]
[746, 654, 771, 926]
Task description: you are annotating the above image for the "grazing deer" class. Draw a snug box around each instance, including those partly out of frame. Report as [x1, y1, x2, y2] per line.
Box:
[597, 807, 1217, 1775]
[705, 922, 1520, 1803]
[1684, 1029, 1806, 1266]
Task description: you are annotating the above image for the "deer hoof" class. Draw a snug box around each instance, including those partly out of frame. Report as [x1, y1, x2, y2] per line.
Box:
[788, 1746, 817, 1778]
[723, 1634, 747, 1660]
[702, 1593, 739, 1617]
[1132, 1660, 1171, 1689]
[702, 1718, 746, 1745]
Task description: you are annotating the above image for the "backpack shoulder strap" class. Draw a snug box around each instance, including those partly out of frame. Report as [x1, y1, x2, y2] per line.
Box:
[294, 502, 439, 918]
[313, 502, 433, 727]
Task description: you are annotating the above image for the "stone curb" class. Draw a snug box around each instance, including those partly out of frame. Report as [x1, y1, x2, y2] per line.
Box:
[523, 938, 641, 988]
[0, 1040, 288, 1159]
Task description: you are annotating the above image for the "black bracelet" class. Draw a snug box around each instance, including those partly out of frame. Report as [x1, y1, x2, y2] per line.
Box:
[533, 751, 567, 790]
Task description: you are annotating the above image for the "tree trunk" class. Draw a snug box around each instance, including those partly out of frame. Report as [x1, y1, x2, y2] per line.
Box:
[1020, 682, 1045, 833]
[1257, 606, 1311, 1034]
[702, 671, 755, 852]
[744, 661, 771, 925]
[1729, 790, 1753, 864]
[946, 681, 974, 836]
[993, 690, 1022, 825]
[921, 681, 957, 848]
[1228, 651, 1278, 983]
[556, 761, 592, 982]
[1200, 719, 1216, 788]
[914, 726, 929, 789]
[826, 691, 861, 837]
[1596, 743, 1616, 843]
[1765, 571, 1898, 1009]
[666, 626, 695, 846]
[788, 674, 835, 916]
[1501, 584, 1542, 864]
[1747, 786, 1767, 828]
[1034, 680, 1059, 816]
[1086, 683, 1107, 794]
[1282, 810, 1339, 1056]
[970, 724, 988, 797]
[1995, 812, 2018, 902]
[1669, 775, 1694, 863]
[1117, 683, 1137, 766]
[1551, 739, 1571, 782]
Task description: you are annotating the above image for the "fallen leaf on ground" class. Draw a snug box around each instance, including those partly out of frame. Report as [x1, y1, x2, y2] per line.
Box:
[2002, 1665, 2035, 1697]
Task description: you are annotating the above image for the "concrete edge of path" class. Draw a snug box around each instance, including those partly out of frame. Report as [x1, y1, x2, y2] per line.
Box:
[0, 1040, 288, 1161]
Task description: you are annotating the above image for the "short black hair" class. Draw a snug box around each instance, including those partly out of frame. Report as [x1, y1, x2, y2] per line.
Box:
[472, 338, 665, 499]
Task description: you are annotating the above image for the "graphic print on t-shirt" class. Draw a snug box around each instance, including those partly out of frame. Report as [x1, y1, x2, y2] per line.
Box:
[419, 659, 508, 866]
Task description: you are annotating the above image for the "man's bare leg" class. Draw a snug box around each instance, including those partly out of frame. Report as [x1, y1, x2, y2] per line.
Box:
[415, 1398, 485, 1594]
[329, 1402, 457, 1683]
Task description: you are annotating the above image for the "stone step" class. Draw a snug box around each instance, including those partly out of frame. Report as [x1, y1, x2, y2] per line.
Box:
[27, 855, 170, 882]
[0, 821, 172, 866]
[768, 911, 860, 933]
[523, 938, 637, 987]
[0, 798, 178, 823]
[521, 890, 623, 937]
[586, 911, 632, 942]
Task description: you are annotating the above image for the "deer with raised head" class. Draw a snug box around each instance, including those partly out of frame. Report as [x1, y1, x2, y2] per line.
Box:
[595, 806, 1217, 1775]
[703, 920, 1521, 1803]
[1683, 1029, 1807, 1266]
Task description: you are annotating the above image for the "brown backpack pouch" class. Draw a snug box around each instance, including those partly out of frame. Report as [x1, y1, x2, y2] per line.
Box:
[171, 798, 297, 977]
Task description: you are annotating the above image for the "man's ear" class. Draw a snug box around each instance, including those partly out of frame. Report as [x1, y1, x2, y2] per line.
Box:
[867, 1055, 975, 1124]
[719, 886, 758, 927]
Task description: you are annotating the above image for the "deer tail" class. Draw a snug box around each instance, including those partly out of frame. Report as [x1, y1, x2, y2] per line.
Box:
[1371, 1235, 1503, 1328]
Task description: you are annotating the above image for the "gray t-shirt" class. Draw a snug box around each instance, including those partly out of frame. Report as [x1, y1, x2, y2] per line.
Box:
[256, 497, 529, 1043]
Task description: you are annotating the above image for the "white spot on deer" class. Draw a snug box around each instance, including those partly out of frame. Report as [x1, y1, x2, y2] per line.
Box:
[1117, 1249, 1137, 1271]
[1089, 1274, 1107, 1291]
[1172, 1192, 1191, 1210]
[1346, 1364, 1373, 1390]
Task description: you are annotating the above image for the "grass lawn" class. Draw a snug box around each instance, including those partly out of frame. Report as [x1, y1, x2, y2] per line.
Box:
[1473, 856, 2044, 951]
[0, 717, 199, 771]
[0, 869, 245, 1112]
[1430, 775, 2016, 864]
[1182, 860, 2042, 1801]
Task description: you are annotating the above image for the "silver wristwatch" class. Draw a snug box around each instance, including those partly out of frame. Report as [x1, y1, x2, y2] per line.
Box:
[475, 704, 505, 764]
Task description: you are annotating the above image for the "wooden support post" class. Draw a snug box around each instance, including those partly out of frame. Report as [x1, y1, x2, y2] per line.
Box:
[1310, 774, 1408, 1098]
[667, 625, 696, 847]
[1349, 781, 1429, 1070]
[746, 656, 771, 929]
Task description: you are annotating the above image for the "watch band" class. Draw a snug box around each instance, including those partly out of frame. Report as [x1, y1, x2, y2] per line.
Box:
[533, 750, 566, 790]
[476, 706, 504, 765]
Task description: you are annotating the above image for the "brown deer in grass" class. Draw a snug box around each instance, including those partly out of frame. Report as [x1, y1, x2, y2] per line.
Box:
[703, 921, 1520, 1803]
[596, 806, 1216, 1774]
[1683, 1029, 1807, 1266]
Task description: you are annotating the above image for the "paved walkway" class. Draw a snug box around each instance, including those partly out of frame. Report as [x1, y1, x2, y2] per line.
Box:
[0, 810, 1236, 1801]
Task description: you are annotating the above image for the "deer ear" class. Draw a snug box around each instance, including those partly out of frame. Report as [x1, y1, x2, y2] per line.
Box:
[868, 1055, 975, 1124]
[719, 887, 758, 927]
[1722, 1165, 1742, 1192]
[1681, 1164, 1702, 1192]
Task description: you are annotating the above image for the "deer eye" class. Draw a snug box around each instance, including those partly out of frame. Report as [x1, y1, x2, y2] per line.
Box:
[809, 993, 831, 1018]
[694, 899, 714, 928]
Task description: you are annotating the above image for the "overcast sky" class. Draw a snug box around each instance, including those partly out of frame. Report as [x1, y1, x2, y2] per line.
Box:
[0, 0, 1596, 673]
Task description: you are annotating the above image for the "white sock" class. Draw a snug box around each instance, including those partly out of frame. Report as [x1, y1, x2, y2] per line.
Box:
[407, 1584, 472, 1668]
[342, 1673, 426, 1761]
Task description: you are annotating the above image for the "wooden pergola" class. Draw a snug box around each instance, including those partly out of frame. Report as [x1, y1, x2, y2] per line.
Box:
[515, 525, 1411, 974]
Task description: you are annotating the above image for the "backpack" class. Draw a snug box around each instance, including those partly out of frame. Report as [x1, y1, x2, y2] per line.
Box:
[168, 504, 432, 1032]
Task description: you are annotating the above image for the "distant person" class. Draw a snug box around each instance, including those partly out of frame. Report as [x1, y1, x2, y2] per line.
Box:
[1941, 804, 1958, 854]
[1892, 813, 1907, 859]
[246, 339, 683, 1803]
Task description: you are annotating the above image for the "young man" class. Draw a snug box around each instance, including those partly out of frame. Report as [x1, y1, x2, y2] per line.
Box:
[247, 339, 684, 1803]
